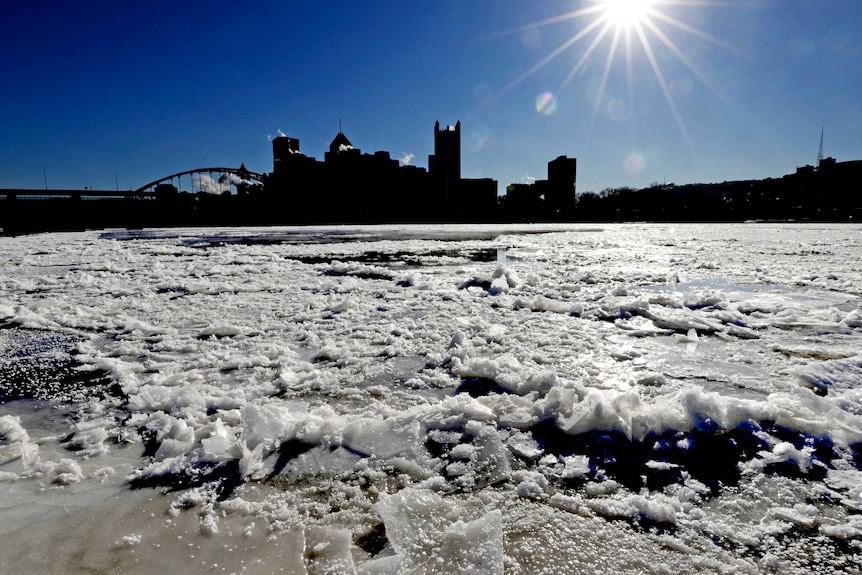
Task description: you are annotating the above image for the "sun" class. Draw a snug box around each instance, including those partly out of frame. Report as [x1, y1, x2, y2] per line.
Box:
[600, 0, 655, 28]
[491, 0, 735, 148]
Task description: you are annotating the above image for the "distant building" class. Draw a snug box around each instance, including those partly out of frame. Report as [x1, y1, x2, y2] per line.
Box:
[263, 120, 497, 223]
[458, 178, 498, 221]
[504, 155, 577, 221]
[429, 120, 461, 202]
[326, 131, 356, 159]
[812, 157, 862, 217]
[272, 136, 300, 173]
[547, 155, 577, 212]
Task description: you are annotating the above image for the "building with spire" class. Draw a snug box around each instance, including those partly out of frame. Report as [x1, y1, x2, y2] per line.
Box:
[265, 120, 497, 222]
[429, 120, 461, 201]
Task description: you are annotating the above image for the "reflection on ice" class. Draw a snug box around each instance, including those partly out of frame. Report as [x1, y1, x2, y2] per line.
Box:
[1, 223, 862, 573]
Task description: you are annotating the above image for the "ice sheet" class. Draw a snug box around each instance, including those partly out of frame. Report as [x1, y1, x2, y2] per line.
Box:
[1, 223, 861, 573]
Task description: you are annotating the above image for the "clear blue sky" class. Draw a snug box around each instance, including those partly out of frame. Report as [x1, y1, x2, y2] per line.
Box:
[2, 0, 861, 195]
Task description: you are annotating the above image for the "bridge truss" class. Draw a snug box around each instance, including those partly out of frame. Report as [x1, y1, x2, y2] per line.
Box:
[133, 165, 265, 195]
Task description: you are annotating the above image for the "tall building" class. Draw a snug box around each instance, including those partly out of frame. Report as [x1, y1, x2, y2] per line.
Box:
[327, 131, 354, 157]
[429, 120, 461, 200]
[264, 119, 496, 222]
[547, 155, 577, 213]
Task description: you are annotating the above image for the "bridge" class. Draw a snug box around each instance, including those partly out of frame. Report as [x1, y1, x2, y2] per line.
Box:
[1, 164, 272, 235]
[0, 189, 143, 199]
[1, 165, 266, 199]
[133, 164, 265, 195]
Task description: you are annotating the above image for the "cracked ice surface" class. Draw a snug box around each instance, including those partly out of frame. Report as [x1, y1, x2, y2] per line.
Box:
[1, 223, 861, 574]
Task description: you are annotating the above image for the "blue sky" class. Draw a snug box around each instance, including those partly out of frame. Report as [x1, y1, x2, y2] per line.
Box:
[2, 0, 861, 195]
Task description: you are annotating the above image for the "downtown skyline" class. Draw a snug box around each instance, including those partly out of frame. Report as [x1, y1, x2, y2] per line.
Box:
[2, 0, 861, 195]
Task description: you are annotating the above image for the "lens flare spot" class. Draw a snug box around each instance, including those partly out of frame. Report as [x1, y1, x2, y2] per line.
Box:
[520, 26, 543, 51]
[670, 76, 694, 98]
[624, 152, 646, 175]
[467, 125, 495, 152]
[605, 97, 627, 121]
[473, 82, 494, 107]
[535, 92, 557, 115]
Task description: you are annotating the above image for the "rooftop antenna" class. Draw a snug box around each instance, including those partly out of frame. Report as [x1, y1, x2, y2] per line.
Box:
[817, 126, 824, 167]
[339, 118, 342, 134]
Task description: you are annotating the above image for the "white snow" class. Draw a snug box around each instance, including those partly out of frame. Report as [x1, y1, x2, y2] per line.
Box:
[0, 223, 861, 573]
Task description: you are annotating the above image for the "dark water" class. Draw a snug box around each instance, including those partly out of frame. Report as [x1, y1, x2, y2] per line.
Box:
[0, 327, 109, 403]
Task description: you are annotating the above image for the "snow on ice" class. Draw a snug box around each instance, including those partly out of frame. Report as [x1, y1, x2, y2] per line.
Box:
[0, 223, 861, 574]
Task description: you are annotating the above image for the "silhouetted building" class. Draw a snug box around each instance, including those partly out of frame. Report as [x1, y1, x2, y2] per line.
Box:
[326, 132, 355, 159]
[261, 120, 497, 223]
[456, 178, 497, 221]
[547, 155, 577, 212]
[812, 157, 862, 217]
[429, 120, 461, 202]
[503, 155, 577, 221]
[272, 136, 300, 173]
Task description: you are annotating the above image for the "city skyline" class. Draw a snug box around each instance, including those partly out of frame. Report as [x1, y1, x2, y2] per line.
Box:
[2, 1, 861, 195]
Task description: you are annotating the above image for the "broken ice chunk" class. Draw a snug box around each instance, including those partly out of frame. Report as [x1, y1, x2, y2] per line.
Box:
[342, 418, 421, 459]
[376, 489, 457, 566]
[375, 489, 503, 574]
[561, 454, 591, 479]
[470, 426, 513, 488]
[305, 526, 357, 575]
[507, 432, 543, 461]
[438, 510, 504, 574]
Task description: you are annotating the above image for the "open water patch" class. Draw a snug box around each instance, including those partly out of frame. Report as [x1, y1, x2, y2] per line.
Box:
[526, 418, 844, 496]
[285, 247, 505, 268]
[0, 327, 111, 403]
[100, 226, 561, 246]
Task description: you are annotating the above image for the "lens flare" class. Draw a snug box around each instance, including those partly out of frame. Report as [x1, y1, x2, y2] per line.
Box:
[468, 124, 495, 152]
[624, 152, 646, 174]
[669, 75, 694, 98]
[535, 92, 558, 116]
[520, 26, 543, 50]
[605, 97, 627, 122]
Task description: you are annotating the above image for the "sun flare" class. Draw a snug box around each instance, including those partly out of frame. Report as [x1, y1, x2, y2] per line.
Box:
[601, 0, 654, 28]
[492, 0, 735, 149]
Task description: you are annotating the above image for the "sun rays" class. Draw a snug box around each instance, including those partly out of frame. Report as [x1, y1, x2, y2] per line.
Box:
[495, 0, 737, 151]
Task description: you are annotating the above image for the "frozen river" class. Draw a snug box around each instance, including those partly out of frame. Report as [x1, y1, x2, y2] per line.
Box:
[1, 223, 861, 574]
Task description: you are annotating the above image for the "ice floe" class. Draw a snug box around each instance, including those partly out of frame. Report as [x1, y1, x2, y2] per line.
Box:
[1, 223, 861, 573]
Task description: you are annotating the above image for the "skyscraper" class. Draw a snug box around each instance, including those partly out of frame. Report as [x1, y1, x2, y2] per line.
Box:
[429, 120, 461, 200]
[547, 155, 576, 213]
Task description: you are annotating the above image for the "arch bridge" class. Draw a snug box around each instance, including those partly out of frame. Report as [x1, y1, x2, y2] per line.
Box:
[134, 164, 265, 195]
